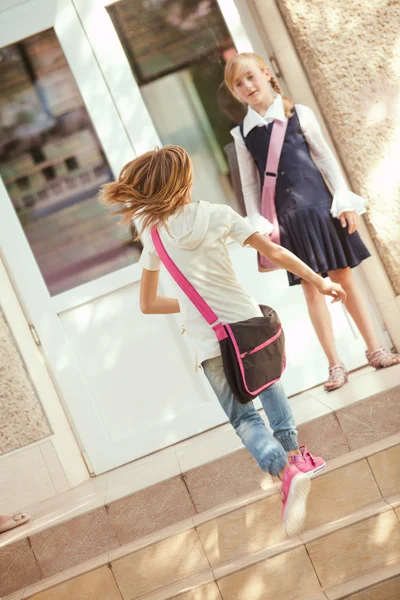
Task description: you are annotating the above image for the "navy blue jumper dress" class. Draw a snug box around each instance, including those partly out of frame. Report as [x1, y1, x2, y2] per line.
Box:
[240, 110, 370, 286]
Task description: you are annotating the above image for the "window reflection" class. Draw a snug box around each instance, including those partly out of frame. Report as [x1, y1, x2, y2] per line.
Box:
[108, 0, 246, 213]
[0, 30, 142, 296]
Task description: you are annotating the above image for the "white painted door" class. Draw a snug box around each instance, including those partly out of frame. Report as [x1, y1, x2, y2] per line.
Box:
[0, 0, 225, 475]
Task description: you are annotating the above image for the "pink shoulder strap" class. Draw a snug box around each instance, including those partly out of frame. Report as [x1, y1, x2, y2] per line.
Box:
[258, 118, 288, 272]
[151, 228, 227, 340]
[265, 118, 288, 178]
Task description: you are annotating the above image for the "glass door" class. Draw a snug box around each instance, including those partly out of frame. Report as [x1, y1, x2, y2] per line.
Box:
[0, 0, 221, 475]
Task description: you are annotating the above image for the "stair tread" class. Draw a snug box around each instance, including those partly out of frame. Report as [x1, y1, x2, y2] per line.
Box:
[324, 557, 400, 600]
[2, 373, 399, 553]
[9, 544, 400, 600]
[4, 492, 400, 600]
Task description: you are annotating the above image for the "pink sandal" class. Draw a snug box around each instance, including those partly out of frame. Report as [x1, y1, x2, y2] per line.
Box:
[366, 348, 400, 369]
[324, 363, 348, 392]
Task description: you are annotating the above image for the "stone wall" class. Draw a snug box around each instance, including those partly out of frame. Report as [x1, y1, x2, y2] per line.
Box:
[0, 308, 51, 454]
[276, 0, 400, 294]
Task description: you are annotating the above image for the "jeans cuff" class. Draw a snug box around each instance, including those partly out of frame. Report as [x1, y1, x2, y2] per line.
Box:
[275, 430, 299, 452]
[259, 447, 288, 477]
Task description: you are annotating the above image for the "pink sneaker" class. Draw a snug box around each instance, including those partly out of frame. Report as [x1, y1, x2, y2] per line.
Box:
[289, 447, 326, 478]
[281, 466, 311, 537]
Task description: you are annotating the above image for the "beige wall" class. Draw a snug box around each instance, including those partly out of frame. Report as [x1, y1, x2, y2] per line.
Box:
[0, 307, 51, 454]
[273, 0, 400, 295]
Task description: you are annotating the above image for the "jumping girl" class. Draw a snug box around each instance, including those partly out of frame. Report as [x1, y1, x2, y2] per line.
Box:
[100, 146, 345, 535]
[224, 52, 400, 391]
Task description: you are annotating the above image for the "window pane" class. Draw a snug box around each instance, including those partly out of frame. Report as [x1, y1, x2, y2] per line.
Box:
[0, 29, 142, 296]
[110, 0, 233, 84]
[108, 0, 247, 213]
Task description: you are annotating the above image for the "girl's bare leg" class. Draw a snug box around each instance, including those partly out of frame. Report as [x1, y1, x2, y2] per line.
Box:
[301, 279, 348, 390]
[328, 268, 380, 352]
[301, 279, 341, 367]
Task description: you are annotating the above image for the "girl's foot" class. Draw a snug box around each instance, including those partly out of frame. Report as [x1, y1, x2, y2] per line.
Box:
[281, 466, 311, 537]
[0, 513, 31, 534]
[324, 363, 348, 392]
[366, 348, 400, 369]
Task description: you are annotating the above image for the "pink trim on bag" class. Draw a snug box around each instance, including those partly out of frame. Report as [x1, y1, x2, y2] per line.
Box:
[226, 324, 285, 395]
[241, 326, 283, 357]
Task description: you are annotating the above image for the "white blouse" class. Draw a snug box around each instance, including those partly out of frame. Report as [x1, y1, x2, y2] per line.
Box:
[231, 95, 367, 234]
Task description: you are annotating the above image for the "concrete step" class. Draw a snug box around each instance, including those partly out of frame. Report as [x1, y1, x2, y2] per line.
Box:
[2, 423, 400, 599]
[2, 365, 399, 541]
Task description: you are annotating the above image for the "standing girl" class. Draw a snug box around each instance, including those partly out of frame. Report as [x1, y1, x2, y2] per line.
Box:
[100, 146, 344, 535]
[224, 53, 400, 391]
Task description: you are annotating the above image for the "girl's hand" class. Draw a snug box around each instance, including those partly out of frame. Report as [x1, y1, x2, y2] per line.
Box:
[339, 210, 358, 234]
[317, 279, 346, 304]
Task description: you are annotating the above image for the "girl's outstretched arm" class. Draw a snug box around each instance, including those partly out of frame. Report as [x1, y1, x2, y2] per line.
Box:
[246, 233, 346, 304]
[140, 268, 180, 314]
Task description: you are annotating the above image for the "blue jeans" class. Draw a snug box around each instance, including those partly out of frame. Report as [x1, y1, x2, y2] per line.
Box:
[202, 355, 298, 476]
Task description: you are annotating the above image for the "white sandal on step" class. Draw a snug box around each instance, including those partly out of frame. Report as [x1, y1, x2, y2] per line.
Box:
[366, 348, 400, 369]
[324, 364, 348, 392]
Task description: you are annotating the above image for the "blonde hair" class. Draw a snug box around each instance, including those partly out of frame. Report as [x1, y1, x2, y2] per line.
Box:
[224, 52, 294, 118]
[100, 145, 193, 235]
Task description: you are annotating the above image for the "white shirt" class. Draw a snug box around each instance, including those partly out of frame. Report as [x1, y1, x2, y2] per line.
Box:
[231, 95, 367, 233]
[140, 201, 262, 365]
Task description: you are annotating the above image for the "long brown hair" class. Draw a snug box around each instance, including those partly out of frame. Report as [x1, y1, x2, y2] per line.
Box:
[100, 145, 193, 235]
[224, 52, 294, 118]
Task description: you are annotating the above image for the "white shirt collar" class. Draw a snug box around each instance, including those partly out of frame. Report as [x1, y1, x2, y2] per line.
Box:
[242, 94, 287, 137]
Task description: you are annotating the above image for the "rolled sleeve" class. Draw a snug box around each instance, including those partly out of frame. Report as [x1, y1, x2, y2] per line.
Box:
[139, 242, 161, 271]
[226, 206, 258, 246]
[248, 213, 274, 236]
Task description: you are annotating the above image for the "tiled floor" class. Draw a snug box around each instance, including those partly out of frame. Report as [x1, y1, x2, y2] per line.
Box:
[310, 364, 400, 411]
[306, 511, 400, 588]
[328, 573, 400, 600]
[28, 566, 122, 600]
[29, 507, 119, 578]
[111, 529, 210, 600]
[368, 445, 400, 497]
[1, 364, 399, 551]
[217, 545, 321, 600]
